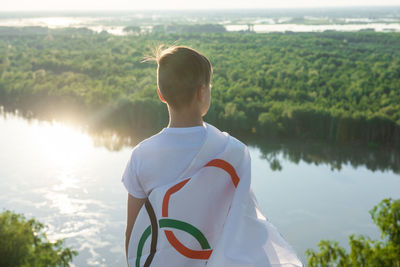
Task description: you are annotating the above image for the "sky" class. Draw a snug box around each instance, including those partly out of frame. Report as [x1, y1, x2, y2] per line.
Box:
[1, 0, 400, 11]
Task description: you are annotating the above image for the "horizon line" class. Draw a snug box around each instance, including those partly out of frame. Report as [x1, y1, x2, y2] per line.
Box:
[1, 5, 400, 13]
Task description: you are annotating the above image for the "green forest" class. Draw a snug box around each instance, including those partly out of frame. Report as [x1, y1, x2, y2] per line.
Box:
[0, 26, 399, 147]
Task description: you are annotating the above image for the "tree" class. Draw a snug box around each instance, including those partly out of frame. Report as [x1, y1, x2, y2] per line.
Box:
[306, 198, 400, 267]
[0, 210, 77, 267]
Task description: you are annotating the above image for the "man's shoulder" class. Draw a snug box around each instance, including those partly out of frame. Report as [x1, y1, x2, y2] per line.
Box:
[131, 129, 166, 155]
[206, 122, 249, 155]
[228, 135, 249, 157]
[131, 124, 207, 156]
[207, 122, 246, 146]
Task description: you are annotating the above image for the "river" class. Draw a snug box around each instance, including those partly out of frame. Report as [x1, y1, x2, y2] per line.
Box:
[1, 16, 400, 34]
[0, 111, 399, 266]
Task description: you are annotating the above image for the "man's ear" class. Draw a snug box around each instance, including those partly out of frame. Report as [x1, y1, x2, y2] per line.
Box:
[157, 88, 166, 103]
[196, 84, 206, 101]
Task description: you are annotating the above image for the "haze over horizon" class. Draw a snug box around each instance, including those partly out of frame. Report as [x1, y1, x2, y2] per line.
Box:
[1, 0, 400, 12]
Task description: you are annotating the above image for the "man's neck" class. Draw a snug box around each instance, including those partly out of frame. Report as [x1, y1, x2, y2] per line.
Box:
[167, 106, 203, 128]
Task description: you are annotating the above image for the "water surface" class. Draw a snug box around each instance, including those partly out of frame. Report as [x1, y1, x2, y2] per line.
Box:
[1, 15, 399, 34]
[0, 113, 399, 266]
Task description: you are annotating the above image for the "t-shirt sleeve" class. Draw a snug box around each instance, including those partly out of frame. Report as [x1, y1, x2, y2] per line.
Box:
[121, 151, 147, 199]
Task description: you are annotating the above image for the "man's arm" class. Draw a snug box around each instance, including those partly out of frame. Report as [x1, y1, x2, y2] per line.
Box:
[125, 193, 146, 263]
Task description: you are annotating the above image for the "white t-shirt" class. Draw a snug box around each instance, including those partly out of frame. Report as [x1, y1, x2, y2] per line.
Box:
[121, 123, 207, 199]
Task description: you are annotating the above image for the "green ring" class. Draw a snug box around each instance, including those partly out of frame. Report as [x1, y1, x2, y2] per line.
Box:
[136, 226, 151, 267]
[136, 218, 211, 266]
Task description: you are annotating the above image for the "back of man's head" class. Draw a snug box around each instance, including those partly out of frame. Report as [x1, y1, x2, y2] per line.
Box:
[155, 46, 212, 110]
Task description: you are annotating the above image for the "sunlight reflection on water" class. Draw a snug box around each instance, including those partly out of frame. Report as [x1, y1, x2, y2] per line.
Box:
[0, 113, 129, 266]
[30, 121, 92, 170]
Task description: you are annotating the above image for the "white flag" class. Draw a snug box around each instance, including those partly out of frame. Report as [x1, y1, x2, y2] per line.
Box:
[127, 123, 303, 267]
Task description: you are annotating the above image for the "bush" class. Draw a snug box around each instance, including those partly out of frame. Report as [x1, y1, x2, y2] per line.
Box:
[0, 210, 77, 267]
[306, 198, 400, 266]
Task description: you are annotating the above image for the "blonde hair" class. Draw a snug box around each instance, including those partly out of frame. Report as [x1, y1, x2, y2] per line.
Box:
[146, 45, 212, 109]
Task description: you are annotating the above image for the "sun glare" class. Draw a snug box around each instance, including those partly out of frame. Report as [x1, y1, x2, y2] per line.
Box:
[31, 121, 92, 169]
